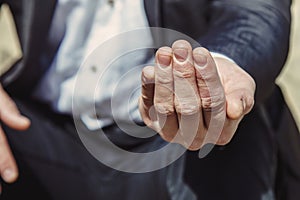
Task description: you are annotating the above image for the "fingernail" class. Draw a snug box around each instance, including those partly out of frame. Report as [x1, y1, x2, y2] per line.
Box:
[157, 54, 172, 67]
[194, 52, 207, 67]
[3, 169, 16, 182]
[174, 48, 188, 62]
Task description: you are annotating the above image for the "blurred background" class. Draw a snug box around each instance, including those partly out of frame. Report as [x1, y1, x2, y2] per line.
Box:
[277, 0, 300, 132]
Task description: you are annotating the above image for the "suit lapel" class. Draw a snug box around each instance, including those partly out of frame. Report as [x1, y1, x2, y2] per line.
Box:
[3, 0, 57, 94]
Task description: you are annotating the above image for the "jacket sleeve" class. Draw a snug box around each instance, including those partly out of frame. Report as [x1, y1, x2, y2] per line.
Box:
[200, 0, 291, 104]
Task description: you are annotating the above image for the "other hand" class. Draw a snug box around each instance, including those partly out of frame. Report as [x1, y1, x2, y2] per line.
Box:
[0, 84, 30, 183]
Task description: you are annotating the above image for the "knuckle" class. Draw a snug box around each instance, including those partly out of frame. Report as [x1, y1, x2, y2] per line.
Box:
[173, 68, 195, 79]
[175, 101, 200, 115]
[154, 103, 174, 115]
[201, 94, 225, 112]
[155, 74, 173, 84]
[196, 67, 216, 82]
[175, 99, 200, 115]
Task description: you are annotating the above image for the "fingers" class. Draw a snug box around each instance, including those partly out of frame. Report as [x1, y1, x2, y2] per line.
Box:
[140, 41, 254, 150]
[0, 127, 18, 183]
[0, 85, 30, 130]
[216, 118, 241, 145]
[140, 66, 156, 127]
[154, 47, 180, 141]
[193, 47, 226, 143]
[172, 40, 200, 115]
[172, 40, 203, 149]
[0, 85, 23, 183]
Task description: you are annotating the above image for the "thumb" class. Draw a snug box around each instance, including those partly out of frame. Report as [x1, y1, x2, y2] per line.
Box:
[226, 89, 254, 120]
[0, 86, 30, 130]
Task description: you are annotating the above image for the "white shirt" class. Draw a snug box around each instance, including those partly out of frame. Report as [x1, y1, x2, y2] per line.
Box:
[34, 0, 152, 129]
[34, 0, 234, 130]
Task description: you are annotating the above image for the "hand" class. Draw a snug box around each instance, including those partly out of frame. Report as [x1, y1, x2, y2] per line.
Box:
[139, 40, 255, 150]
[0, 84, 30, 183]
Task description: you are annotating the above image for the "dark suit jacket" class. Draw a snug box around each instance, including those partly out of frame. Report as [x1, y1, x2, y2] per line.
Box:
[0, 0, 292, 105]
[1, 0, 299, 199]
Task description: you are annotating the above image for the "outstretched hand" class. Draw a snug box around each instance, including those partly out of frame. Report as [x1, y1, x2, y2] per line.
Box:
[0, 84, 31, 183]
[139, 40, 255, 150]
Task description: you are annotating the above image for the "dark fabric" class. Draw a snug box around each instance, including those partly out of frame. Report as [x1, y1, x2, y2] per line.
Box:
[184, 89, 300, 200]
[185, 106, 277, 200]
[144, 0, 292, 104]
[1, 90, 299, 200]
[1, 98, 175, 200]
[1, 0, 300, 199]
[1, 0, 293, 144]
[3, 0, 292, 103]
[199, 0, 291, 104]
[1, 0, 57, 95]
[275, 105, 300, 200]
